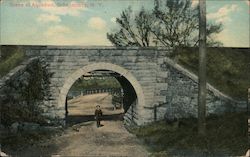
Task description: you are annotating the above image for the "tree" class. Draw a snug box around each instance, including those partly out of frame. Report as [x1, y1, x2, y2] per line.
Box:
[107, 0, 222, 50]
[107, 7, 154, 47]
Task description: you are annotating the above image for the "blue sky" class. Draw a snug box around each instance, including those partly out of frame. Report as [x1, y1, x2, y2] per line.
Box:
[0, 0, 249, 47]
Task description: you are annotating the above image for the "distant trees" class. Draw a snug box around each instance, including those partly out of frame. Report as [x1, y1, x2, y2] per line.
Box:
[107, 0, 222, 51]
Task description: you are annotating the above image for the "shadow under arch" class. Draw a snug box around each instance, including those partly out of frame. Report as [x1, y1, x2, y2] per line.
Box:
[58, 62, 145, 125]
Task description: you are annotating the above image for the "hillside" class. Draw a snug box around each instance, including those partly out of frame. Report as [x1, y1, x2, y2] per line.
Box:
[0, 46, 25, 77]
[177, 47, 250, 100]
[130, 112, 248, 156]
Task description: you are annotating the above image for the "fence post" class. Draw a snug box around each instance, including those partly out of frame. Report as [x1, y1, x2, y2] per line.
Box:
[248, 88, 250, 146]
[154, 104, 157, 122]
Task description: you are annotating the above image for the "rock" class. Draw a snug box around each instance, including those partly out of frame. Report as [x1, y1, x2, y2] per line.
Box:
[10, 122, 19, 133]
[245, 149, 249, 157]
[0, 151, 9, 157]
[20, 122, 40, 131]
[39, 126, 62, 132]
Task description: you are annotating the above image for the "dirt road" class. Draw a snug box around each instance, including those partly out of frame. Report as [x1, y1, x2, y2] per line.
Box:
[67, 93, 124, 116]
[15, 93, 149, 157]
[52, 120, 149, 156]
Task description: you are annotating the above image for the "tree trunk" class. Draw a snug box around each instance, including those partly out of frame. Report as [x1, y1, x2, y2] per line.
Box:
[198, 0, 207, 136]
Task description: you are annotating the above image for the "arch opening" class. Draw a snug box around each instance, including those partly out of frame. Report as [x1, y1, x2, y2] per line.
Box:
[58, 63, 145, 126]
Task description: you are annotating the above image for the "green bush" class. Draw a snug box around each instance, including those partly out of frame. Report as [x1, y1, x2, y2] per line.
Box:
[0, 59, 53, 126]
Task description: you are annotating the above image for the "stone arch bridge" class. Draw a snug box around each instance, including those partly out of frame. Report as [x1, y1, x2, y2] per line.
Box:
[2, 46, 246, 126]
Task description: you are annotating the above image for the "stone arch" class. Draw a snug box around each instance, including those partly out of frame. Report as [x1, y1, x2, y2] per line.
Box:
[58, 62, 145, 122]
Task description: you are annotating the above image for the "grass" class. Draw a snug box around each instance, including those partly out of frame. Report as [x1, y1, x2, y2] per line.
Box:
[177, 47, 250, 100]
[1, 129, 62, 155]
[0, 46, 25, 77]
[130, 112, 248, 156]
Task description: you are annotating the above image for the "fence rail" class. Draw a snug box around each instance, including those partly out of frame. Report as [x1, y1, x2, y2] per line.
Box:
[67, 88, 122, 99]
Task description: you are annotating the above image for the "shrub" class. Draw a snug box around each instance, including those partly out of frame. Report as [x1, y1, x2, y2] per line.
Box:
[0, 59, 53, 126]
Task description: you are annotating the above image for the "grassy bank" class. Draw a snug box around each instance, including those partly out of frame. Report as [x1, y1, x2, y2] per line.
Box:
[177, 47, 250, 100]
[130, 112, 248, 156]
[1, 129, 63, 156]
[0, 46, 25, 77]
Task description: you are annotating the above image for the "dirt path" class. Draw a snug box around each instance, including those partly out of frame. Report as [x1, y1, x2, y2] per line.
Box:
[67, 93, 124, 116]
[15, 93, 149, 157]
[57, 93, 149, 156]
[51, 121, 149, 157]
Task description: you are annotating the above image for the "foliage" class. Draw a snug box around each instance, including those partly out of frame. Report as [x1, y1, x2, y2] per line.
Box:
[1, 59, 53, 126]
[107, 0, 222, 49]
[107, 7, 154, 47]
[0, 46, 25, 77]
[70, 77, 121, 91]
[20, 59, 52, 105]
[130, 112, 248, 156]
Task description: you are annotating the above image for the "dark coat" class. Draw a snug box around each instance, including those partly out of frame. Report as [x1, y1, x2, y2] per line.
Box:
[95, 109, 103, 120]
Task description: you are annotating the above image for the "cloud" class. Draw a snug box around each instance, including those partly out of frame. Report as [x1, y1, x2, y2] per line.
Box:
[214, 28, 249, 47]
[42, 28, 110, 45]
[207, 4, 239, 23]
[37, 14, 61, 23]
[30, 0, 86, 17]
[44, 25, 71, 37]
[79, 32, 111, 45]
[88, 17, 107, 30]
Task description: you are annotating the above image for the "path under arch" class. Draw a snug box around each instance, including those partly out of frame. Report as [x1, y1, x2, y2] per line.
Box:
[14, 93, 149, 157]
[58, 93, 148, 156]
[15, 120, 149, 157]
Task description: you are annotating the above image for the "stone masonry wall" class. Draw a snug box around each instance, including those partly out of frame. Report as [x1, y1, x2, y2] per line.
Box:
[25, 47, 164, 125]
[0, 58, 37, 102]
[17, 46, 247, 126]
[155, 57, 247, 121]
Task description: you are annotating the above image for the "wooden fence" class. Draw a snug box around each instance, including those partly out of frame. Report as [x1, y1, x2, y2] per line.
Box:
[67, 88, 122, 99]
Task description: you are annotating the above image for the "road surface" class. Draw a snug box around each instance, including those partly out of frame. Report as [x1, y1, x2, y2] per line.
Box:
[15, 93, 149, 157]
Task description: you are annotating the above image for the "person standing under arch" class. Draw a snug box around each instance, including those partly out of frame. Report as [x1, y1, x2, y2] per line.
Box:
[95, 105, 103, 128]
